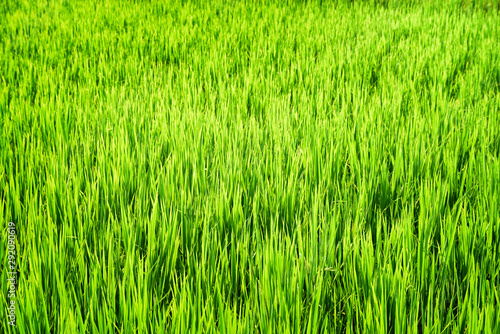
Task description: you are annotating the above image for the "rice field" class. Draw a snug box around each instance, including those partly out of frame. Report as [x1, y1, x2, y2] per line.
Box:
[1, 0, 500, 332]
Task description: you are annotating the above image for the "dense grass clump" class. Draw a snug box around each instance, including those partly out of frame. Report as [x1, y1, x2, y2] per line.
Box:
[1, 0, 499, 332]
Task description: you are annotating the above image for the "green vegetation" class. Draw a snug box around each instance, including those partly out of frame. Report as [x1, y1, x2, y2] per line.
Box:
[1, 0, 499, 332]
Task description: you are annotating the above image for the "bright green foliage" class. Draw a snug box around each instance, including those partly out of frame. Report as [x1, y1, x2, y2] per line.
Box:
[1, 0, 499, 333]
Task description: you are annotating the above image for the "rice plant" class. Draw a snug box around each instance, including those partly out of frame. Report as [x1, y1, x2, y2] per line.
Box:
[1, 0, 499, 332]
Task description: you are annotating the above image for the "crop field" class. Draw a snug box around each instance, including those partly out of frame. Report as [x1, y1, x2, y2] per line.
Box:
[1, 0, 500, 332]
